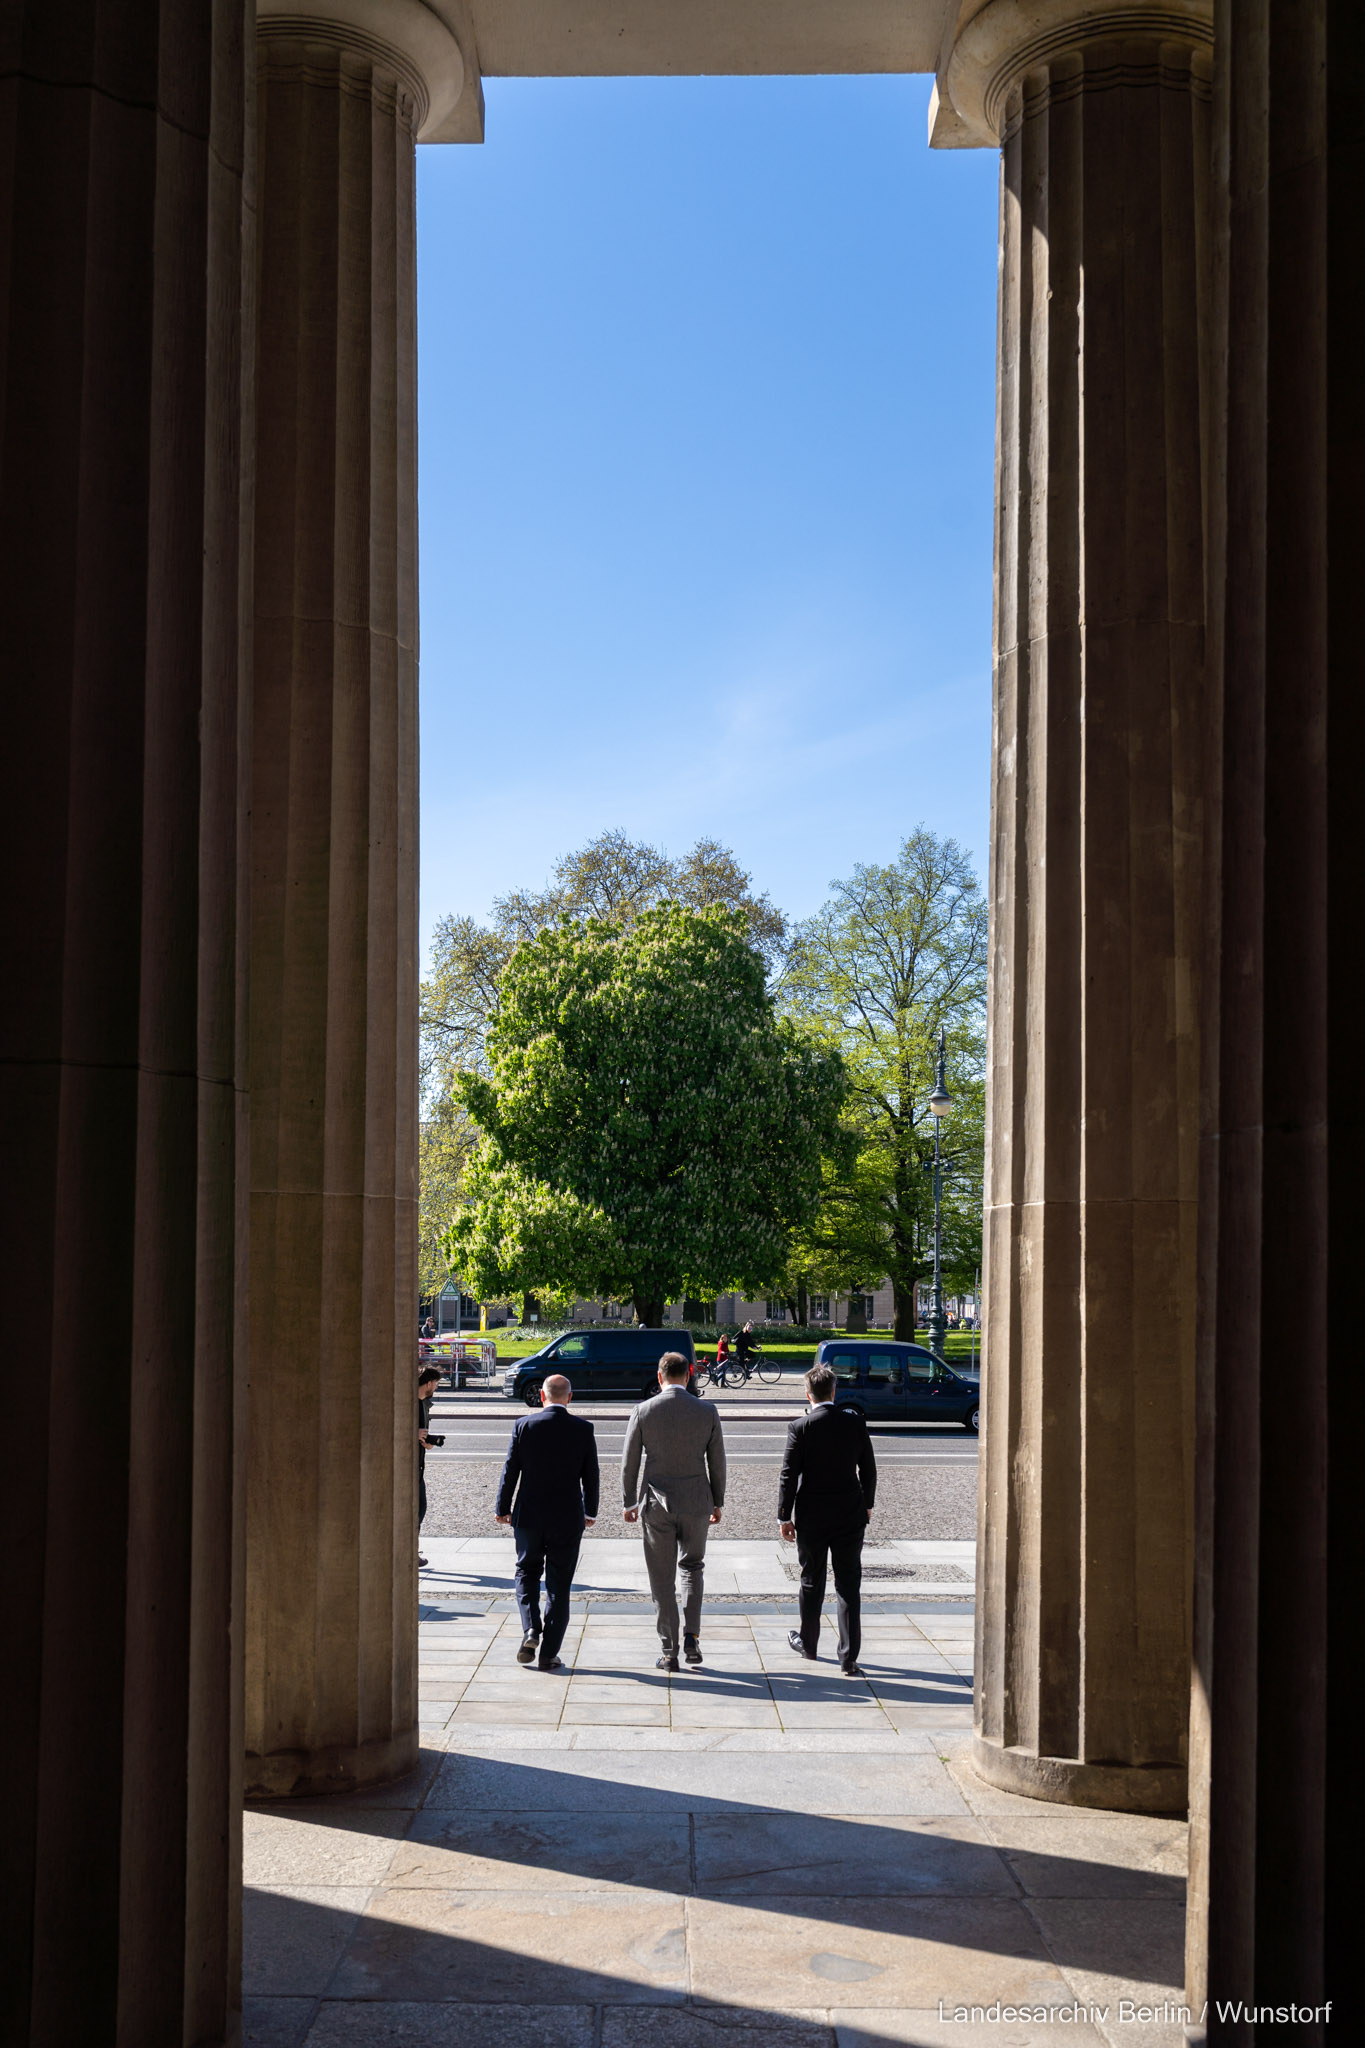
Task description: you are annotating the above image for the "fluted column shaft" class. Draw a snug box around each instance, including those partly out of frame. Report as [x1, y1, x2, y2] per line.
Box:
[944, 2, 1211, 1811]
[1187, 1, 1356, 2031]
[245, 20, 422, 1796]
[0, 1, 252, 2039]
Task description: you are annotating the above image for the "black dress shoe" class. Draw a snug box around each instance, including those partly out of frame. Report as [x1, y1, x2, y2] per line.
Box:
[788, 1629, 818, 1659]
[683, 1633, 702, 1664]
[537, 1654, 564, 1672]
[840, 1662, 864, 1677]
[516, 1634, 539, 1664]
[656, 1651, 680, 1672]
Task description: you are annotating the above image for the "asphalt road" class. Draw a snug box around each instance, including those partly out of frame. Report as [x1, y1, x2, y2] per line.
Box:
[421, 1389, 980, 1540]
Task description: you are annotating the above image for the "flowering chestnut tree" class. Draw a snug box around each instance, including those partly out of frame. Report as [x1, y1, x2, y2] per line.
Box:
[444, 904, 845, 1325]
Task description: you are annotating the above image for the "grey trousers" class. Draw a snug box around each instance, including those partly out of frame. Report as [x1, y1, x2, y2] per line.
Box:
[641, 1498, 710, 1649]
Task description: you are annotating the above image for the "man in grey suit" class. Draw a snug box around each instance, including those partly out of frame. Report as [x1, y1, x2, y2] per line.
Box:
[621, 1351, 726, 1671]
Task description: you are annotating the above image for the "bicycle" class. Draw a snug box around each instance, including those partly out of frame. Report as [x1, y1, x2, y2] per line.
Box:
[718, 1344, 782, 1388]
[751, 1344, 783, 1385]
[702, 1347, 751, 1389]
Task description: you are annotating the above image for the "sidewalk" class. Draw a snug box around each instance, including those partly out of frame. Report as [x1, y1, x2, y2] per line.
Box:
[243, 1562, 1190, 2048]
[418, 1535, 978, 1602]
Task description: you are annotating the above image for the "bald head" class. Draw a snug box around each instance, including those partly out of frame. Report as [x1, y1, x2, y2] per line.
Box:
[542, 1374, 572, 1404]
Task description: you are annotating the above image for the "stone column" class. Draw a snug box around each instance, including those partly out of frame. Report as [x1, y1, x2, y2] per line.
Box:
[936, 0, 1211, 1811]
[0, 2, 252, 2039]
[1187, 1, 1355, 2028]
[246, 1, 463, 1797]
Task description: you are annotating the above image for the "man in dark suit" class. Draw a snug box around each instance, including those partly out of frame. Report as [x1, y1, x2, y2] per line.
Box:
[777, 1361, 877, 1675]
[495, 1372, 600, 1671]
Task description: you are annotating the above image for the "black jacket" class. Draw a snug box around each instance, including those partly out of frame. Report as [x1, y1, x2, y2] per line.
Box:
[777, 1402, 876, 1531]
[496, 1404, 600, 1535]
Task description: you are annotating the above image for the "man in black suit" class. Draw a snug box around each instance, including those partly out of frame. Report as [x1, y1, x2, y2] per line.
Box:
[495, 1373, 600, 1671]
[777, 1361, 877, 1675]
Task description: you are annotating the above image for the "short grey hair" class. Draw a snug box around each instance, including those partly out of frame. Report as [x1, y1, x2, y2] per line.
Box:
[543, 1373, 571, 1401]
[658, 1352, 690, 1383]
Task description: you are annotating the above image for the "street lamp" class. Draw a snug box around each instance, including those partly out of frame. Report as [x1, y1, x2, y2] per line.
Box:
[926, 1028, 953, 1362]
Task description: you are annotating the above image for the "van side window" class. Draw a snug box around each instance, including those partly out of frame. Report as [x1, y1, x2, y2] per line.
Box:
[827, 1351, 860, 1382]
[865, 1350, 903, 1386]
[905, 1351, 933, 1381]
[555, 1335, 589, 1359]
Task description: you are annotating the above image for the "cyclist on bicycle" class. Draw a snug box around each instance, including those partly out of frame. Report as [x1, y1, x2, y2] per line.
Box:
[715, 1331, 732, 1372]
[736, 1322, 757, 1371]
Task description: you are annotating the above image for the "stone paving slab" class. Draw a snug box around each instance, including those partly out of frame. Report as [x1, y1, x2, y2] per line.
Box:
[293, 2004, 596, 2047]
[832, 2014, 1110, 2047]
[242, 1606, 1190, 2048]
[335, 1887, 691, 2002]
[247, 1999, 1117, 2048]
[1023, 1899, 1190, 2048]
[243, 1886, 372, 1997]
[690, 1812, 1013, 1897]
[244, 1811, 409, 1888]
[686, 1893, 1073, 2009]
[979, 1812, 1188, 1898]
[418, 1535, 976, 1600]
[426, 1746, 970, 1815]
[601, 2011, 832, 2048]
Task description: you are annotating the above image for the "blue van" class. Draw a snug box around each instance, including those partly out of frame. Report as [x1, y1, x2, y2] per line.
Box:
[813, 1339, 979, 1433]
[503, 1327, 698, 1405]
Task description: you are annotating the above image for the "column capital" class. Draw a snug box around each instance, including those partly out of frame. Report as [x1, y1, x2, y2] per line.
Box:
[258, 0, 465, 140]
[931, 0, 1213, 148]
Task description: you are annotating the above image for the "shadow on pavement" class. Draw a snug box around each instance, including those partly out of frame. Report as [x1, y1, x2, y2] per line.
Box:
[244, 1745, 1187, 2045]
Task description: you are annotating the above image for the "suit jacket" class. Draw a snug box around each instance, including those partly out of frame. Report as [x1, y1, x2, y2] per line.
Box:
[496, 1403, 600, 1536]
[621, 1384, 726, 1517]
[777, 1402, 876, 1532]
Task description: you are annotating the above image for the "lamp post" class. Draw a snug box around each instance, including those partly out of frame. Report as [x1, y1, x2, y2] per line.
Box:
[926, 1028, 953, 1362]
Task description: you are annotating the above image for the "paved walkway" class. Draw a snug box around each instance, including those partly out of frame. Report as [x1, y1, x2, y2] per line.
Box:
[244, 1570, 1189, 2048]
[418, 1535, 978, 1599]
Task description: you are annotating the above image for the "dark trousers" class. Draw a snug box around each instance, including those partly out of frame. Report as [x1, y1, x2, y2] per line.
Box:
[796, 1523, 864, 1668]
[513, 1521, 582, 1661]
[418, 1454, 427, 1529]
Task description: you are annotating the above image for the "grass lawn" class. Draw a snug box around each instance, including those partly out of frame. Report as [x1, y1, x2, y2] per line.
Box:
[486, 1330, 980, 1367]
[718, 1334, 980, 1371]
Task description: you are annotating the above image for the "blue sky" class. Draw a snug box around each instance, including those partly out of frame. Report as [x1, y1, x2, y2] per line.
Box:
[416, 75, 999, 952]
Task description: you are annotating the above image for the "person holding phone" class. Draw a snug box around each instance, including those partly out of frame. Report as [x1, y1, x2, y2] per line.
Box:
[417, 1364, 442, 1568]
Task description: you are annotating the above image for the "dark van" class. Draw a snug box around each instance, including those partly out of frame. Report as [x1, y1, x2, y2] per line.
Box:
[503, 1328, 698, 1405]
[813, 1339, 979, 1434]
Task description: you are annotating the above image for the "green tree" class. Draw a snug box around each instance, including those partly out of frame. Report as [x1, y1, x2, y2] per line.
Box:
[420, 914, 508, 1098]
[445, 904, 845, 1325]
[777, 1125, 894, 1329]
[782, 828, 987, 1340]
[494, 828, 788, 966]
[420, 832, 787, 1100]
[417, 1095, 477, 1307]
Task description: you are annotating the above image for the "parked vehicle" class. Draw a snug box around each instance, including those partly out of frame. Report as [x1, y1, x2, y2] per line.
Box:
[813, 1339, 979, 1433]
[503, 1327, 698, 1405]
